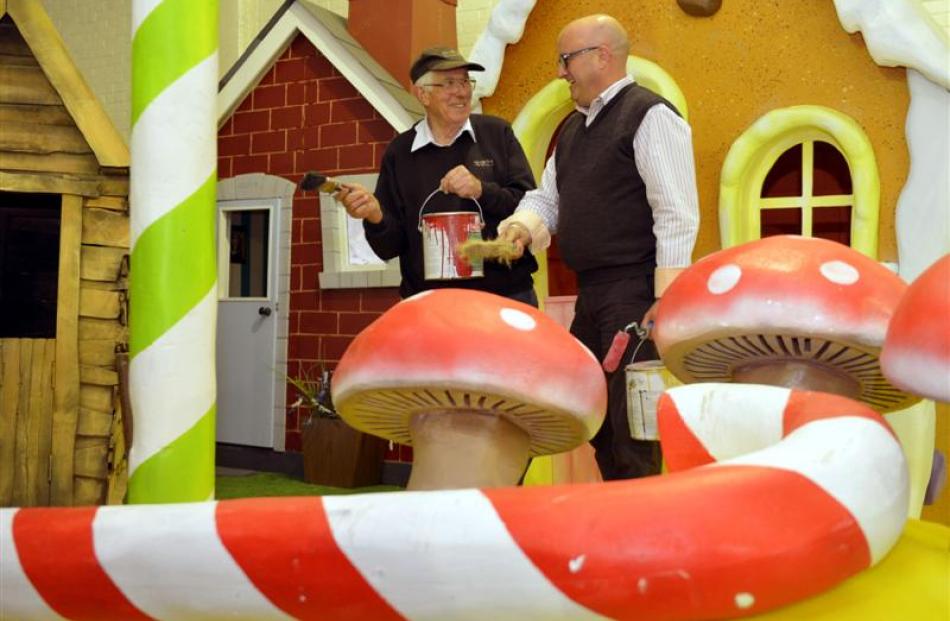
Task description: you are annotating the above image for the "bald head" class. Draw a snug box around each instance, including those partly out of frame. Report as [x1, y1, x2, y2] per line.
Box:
[560, 14, 630, 66]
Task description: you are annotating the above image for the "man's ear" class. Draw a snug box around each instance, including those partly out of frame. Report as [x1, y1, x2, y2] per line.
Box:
[412, 84, 429, 106]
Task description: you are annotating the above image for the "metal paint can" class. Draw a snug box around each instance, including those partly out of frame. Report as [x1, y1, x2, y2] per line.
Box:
[417, 189, 484, 280]
[625, 360, 680, 440]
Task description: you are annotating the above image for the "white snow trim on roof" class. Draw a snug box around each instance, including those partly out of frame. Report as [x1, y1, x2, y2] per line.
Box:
[833, 0, 950, 89]
[469, 0, 538, 110]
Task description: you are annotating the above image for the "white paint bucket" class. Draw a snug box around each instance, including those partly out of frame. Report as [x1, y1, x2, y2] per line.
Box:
[625, 360, 680, 440]
[417, 189, 484, 280]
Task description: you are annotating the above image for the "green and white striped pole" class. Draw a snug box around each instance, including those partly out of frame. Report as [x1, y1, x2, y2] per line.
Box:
[128, 0, 218, 503]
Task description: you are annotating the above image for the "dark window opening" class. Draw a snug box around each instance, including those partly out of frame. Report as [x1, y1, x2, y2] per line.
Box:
[0, 192, 61, 338]
[813, 141, 852, 195]
[761, 144, 802, 197]
[760, 207, 802, 238]
[760, 141, 853, 245]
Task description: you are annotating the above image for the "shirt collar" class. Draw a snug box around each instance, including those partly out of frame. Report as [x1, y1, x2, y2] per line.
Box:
[411, 117, 476, 152]
[577, 75, 634, 125]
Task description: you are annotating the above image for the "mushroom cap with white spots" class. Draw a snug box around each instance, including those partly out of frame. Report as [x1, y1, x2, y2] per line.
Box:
[881, 254, 950, 402]
[654, 236, 917, 412]
[331, 289, 607, 456]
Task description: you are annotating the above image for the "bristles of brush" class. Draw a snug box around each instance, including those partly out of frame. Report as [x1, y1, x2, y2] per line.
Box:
[300, 171, 342, 193]
[458, 238, 521, 267]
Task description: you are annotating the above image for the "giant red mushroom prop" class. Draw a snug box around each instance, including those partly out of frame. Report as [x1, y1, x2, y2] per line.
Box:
[881, 254, 950, 403]
[654, 236, 919, 412]
[331, 289, 607, 490]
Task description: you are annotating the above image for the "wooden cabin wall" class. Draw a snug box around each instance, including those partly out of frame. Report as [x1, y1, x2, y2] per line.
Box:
[0, 16, 129, 507]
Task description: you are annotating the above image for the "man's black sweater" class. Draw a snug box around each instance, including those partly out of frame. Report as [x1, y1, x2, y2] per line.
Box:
[364, 114, 537, 298]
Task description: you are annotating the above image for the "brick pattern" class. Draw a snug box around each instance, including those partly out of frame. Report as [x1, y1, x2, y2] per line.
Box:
[218, 35, 403, 455]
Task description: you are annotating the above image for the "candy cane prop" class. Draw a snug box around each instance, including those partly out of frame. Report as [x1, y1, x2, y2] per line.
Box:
[127, 0, 218, 502]
[0, 385, 907, 620]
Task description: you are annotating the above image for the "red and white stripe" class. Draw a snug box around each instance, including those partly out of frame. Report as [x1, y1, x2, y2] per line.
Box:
[0, 384, 907, 621]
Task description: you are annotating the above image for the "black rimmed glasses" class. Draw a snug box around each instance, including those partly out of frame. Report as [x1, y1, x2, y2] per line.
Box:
[423, 78, 477, 92]
[557, 46, 600, 69]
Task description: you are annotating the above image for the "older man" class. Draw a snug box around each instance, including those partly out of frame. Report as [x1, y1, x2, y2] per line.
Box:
[337, 47, 538, 305]
[501, 15, 700, 479]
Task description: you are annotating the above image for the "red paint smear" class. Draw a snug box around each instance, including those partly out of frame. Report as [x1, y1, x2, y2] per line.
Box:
[13, 507, 153, 621]
[216, 497, 404, 621]
[486, 466, 869, 621]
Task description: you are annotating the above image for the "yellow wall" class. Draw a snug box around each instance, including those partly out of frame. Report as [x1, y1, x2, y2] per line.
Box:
[922, 403, 950, 524]
[483, 0, 910, 262]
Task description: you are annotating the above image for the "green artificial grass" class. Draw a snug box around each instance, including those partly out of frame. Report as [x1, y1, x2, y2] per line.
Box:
[215, 472, 401, 499]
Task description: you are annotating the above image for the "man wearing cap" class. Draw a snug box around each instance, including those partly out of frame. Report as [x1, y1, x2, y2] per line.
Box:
[336, 47, 539, 305]
[500, 15, 700, 480]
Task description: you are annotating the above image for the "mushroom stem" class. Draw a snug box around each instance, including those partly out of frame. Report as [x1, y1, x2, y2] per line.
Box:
[407, 411, 531, 490]
[733, 361, 861, 398]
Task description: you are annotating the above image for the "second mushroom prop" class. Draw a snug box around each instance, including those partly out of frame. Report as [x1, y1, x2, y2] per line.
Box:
[330, 289, 607, 490]
[653, 235, 920, 413]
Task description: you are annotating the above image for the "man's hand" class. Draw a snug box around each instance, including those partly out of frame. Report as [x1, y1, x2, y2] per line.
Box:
[500, 222, 530, 260]
[640, 300, 660, 338]
[335, 183, 383, 224]
[440, 165, 482, 199]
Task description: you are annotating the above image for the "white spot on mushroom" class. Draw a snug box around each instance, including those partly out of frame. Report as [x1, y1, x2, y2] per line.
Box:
[568, 554, 585, 573]
[500, 307, 536, 331]
[404, 290, 434, 303]
[707, 264, 742, 294]
[735, 592, 755, 609]
[637, 577, 649, 594]
[820, 260, 860, 285]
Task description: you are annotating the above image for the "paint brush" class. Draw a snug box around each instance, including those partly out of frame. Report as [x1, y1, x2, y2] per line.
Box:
[458, 237, 522, 267]
[300, 171, 343, 193]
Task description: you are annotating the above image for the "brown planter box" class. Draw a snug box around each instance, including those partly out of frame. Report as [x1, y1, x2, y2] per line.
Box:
[301, 417, 387, 488]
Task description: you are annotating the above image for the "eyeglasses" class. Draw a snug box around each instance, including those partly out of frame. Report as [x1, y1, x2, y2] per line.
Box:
[423, 78, 477, 92]
[557, 46, 600, 69]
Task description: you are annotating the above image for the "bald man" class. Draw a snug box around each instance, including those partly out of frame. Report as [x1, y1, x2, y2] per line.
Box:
[500, 15, 700, 480]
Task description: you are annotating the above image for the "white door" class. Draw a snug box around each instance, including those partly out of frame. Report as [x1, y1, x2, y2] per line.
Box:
[216, 200, 279, 446]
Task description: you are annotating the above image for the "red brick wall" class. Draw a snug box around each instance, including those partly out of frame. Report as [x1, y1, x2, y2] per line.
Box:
[218, 34, 409, 459]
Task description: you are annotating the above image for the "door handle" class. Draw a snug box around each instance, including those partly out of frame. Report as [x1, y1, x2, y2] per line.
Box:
[258, 306, 272, 317]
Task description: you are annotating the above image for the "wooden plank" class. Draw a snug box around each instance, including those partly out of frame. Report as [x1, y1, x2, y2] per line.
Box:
[73, 475, 106, 505]
[0, 53, 38, 67]
[78, 339, 116, 367]
[9, 0, 130, 167]
[0, 339, 21, 506]
[0, 120, 91, 154]
[25, 340, 55, 506]
[78, 318, 127, 342]
[73, 436, 109, 479]
[79, 288, 120, 319]
[11, 339, 34, 506]
[80, 246, 127, 282]
[85, 196, 127, 212]
[0, 64, 59, 105]
[80, 365, 118, 387]
[76, 407, 114, 438]
[81, 280, 124, 293]
[0, 171, 100, 196]
[79, 384, 113, 413]
[81, 208, 129, 247]
[50, 195, 82, 506]
[0, 150, 99, 175]
[98, 175, 129, 197]
[0, 103, 72, 126]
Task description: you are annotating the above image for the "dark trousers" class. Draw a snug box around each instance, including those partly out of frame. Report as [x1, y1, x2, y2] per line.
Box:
[505, 287, 539, 308]
[570, 274, 661, 480]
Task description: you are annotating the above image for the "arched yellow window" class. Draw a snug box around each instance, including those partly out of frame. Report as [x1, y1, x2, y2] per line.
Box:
[719, 106, 880, 258]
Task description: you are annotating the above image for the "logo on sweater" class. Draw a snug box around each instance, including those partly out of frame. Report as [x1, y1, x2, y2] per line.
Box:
[472, 158, 494, 169]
